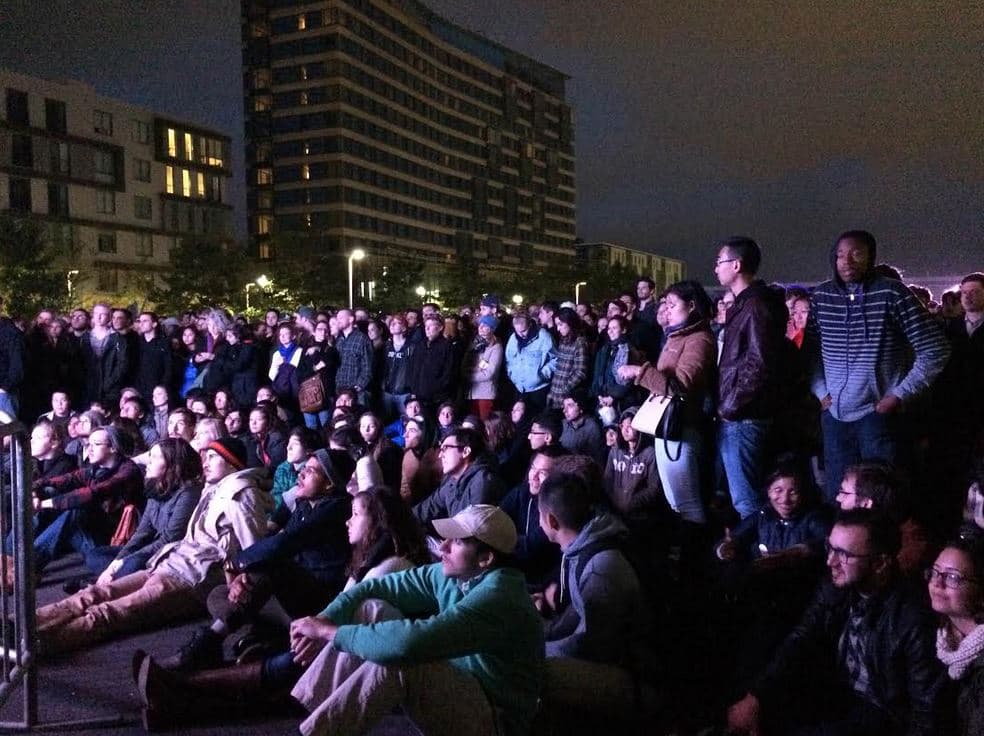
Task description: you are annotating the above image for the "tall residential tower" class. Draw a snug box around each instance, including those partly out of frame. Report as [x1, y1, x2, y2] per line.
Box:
[242, 0, 576, 282]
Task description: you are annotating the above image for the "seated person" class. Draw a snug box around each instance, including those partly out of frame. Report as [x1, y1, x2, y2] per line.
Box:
[285, 504, 543, 736]
[30, 419, 75, 488]
[559, 392, 605, 464]
[536, 471, 648, 721]
[413, 427, 505, 526]
[161, 448, 357, 671]
[382, 394, 425, 449]
[84, 438, 202, 581]
[243, 403, 287, 470]
[499, 445, 568, 588]
[603, 407, 663, 537]
[928, 532, 984, 736]
[836, 460, 931, 576]
[271, 427, 322, 515]
[21, 426, 143, 575]
[132, 488, 431, 730]
[727, 509, 945, 736]
[528, 410, 563, 453]
[38, 389, 76, 438]
[400, 416, 440, 504]
[120, 395, 159, 448]
[33, 438, 270, 656]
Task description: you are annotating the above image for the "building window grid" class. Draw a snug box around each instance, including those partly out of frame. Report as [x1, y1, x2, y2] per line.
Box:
[136, 232, 153, 257]
[133, 119, 151, 144]
[93, 109, 113, 136]
[134, 195, 152, 220]
[96, 190, 116, 215]
[134, 158, 152, 182]
[97, 232, 117, 253]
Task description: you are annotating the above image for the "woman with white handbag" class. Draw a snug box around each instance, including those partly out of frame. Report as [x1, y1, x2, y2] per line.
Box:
[618, 280, 716, 528]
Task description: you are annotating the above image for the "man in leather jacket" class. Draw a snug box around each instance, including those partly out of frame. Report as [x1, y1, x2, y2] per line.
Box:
[727, 509, 944, 735]
[714, 237, 787, 518]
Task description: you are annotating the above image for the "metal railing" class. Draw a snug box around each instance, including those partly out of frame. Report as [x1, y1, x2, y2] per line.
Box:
[0, 421, 37, 730]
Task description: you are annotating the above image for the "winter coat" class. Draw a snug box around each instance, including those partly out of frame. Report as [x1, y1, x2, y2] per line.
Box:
[505, 327, 556, 393]
[548, 336, 589, 408]
[412, 457, 504, 524]
[636, 317, 716, 426]
[114, 479, 202, 570]
[462, 339, 503, 400]
[408, 334, 455, 403]
[206, 341, 259, 407]
[135, 334, 173, 402]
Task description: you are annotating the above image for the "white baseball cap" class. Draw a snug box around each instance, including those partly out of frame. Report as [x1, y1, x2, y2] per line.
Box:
[432, 505, 517, 554]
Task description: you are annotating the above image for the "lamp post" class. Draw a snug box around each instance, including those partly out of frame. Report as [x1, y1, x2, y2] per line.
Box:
[245, 274, 271, 313]
[575, 281, 587, 304]
[511, 294, 523, 306]
[66, 270, 79, 302]
[348, 248, 366, 309]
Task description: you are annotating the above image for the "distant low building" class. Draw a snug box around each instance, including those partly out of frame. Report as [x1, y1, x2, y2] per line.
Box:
[576, 240, 686, 291]
[0, 68, 233, 299]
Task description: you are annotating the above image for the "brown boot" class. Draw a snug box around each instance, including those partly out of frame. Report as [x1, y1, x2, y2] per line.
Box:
[1, 555, 15, 595]
[136, 651, 271, 731]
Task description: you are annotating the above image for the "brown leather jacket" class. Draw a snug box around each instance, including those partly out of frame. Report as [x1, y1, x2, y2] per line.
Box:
[636, 319, 715, 424]
[716, 281, 787, 421]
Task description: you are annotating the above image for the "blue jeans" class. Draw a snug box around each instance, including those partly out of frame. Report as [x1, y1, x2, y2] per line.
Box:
[821, 410, 899, 503]
[0, 390, 18, 420]
[83, 544, 154, 578]
[303, 409, 332, 430]
[30, 509, 109, 573]
[382, 392, 410, 423]
[719, 418, 772, 519]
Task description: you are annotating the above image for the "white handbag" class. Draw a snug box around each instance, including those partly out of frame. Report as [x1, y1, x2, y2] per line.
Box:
[630, 393, 672, 436]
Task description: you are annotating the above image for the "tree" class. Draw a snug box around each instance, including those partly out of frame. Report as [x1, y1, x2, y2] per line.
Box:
[0, 214, 72, 316]
[149, 235, 246, 313]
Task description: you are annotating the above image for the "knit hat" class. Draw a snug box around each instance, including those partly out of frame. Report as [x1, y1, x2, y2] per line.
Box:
[480, 294, 500, 308]
[619, 406, 641, 423]
[311, 448, 357, 491]
[207, 437, 248, 470]
[432, 504, 517, 554]
[478, 315, 498, 331]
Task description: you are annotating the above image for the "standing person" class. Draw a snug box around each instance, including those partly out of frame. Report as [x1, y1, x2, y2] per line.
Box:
[806, 230, 950, 502]
[268, 323, 302, 422]
[636, 277, 658, 325]
[407, 315, 455, 418]
[590, 316, 638, 413]
[208, 324, 258, 410]
[713, 237, 788, 519]
[297, 320, 338, 431]
[80, 303, 130, 409]
[333, 309, 373, 408]
[33, 318, 79, 416]
[928, 533, 984, 736]
[505, 312, 556, 416]
[380, 314, 413, 423]
[548, 308, 589, 409]
[462, 314, 503, 421]
[134, 312, 173, 405]
[620, 280, 716, 527]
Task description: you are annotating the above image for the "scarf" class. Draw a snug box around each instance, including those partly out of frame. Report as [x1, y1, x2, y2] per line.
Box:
[277, 341, 297, 362]
[937, 624, 984, 680]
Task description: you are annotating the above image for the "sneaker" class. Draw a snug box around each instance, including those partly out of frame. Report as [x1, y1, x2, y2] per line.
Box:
[157, 625, 223, 671]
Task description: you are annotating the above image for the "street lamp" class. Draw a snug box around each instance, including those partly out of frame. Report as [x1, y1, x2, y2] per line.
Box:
[574, 281, 587, 303]
[245, 273, 271, 312]
[66, 270, 80, 302]
[511, 294, 523, 305]
[414, 285, 426, 299]
[348, 248, 366, 309]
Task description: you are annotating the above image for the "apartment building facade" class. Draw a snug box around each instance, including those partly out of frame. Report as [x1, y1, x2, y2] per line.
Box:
[577, 241, 687, 292]
[0, 69, 233, 300]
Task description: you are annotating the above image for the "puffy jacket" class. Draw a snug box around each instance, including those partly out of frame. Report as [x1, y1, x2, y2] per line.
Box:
[717, 281, 788, 421]
[115, 479, 202, 568]
[753, 578, 946, 735]
[505, 327, 556, 393]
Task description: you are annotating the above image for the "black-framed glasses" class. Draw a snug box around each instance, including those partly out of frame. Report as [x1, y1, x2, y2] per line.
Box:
[439, 444, 464, 453]
[715, 258, 738, 267]
[824, 541, 872, 561]
[925, 568, 979, 589]
[528, 431, 548, 436]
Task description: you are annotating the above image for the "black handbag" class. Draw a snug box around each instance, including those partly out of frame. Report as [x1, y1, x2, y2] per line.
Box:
[653, 377, 686, 461]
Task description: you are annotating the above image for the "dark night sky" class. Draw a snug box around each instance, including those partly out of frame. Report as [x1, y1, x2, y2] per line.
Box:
[1, 1, 980, 283]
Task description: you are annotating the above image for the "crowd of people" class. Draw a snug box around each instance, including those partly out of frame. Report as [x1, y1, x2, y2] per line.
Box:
[0, 229, 981, 735]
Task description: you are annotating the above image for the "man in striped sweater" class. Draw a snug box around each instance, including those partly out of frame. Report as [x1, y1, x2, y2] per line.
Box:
[806, 230, 950, 502]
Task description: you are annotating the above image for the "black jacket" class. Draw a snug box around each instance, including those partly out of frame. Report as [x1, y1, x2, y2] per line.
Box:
[80, 330, 130, 407]
[205, 340, 258, 407]
[382, 337, 414, 394]
[0, 317, 25, 395]
[296, 343, 339, 402]
[408, 335, 455, 403]
[753, 578, 945, 735]
[135, 334, 173, 402]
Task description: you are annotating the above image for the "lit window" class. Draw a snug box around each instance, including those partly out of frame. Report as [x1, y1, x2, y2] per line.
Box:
[304, 214, 312, 228]
[197, 172, 205, 197]
[256, 168, 273, 185]
[258, 241, 271, 260]
[182, 169, 191, 197]
[300, 65, 309, 81]
[184, 133, 193, 160]
[303, 141, 311, 155]
[301, 164, 310, 180]
[297, 14, 306, 30]
[167, 128, 177, 157]
[165, 166, 174, 194]
[300, 91, 309, 106]
[256, 215, 272, 235]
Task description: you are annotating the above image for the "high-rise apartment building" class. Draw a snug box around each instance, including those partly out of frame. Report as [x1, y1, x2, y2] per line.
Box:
[242, 0, 576, 276]
[0, 69, 233, 299]
[577, 241, 687, 291]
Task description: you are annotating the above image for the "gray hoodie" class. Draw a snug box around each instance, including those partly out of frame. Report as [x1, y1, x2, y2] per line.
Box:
[544, 512, 642, 667]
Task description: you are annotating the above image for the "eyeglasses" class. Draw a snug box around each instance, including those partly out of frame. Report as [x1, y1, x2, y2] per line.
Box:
[439, 444, 463, 453]
[715, 258, 738, 267]
[925, 568, 979, 589]
[825, 541, 872, 562]
[528, 431, 548, 436]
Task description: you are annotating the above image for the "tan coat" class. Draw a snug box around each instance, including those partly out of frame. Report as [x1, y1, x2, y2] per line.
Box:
[637, 319, 716, 401]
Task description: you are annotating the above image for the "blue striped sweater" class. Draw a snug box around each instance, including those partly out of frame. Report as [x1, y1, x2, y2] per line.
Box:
[807, 276, 950, 422]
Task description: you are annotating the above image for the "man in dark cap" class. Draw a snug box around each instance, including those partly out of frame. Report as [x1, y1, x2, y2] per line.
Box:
[160, 448, 357, 671]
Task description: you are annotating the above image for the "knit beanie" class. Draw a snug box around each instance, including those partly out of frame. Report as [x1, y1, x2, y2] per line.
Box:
[207, 437, 248, 470]
[100, 426, 134, 458]
[312, 448, 357, 491]
[478, 315, 498, 331]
